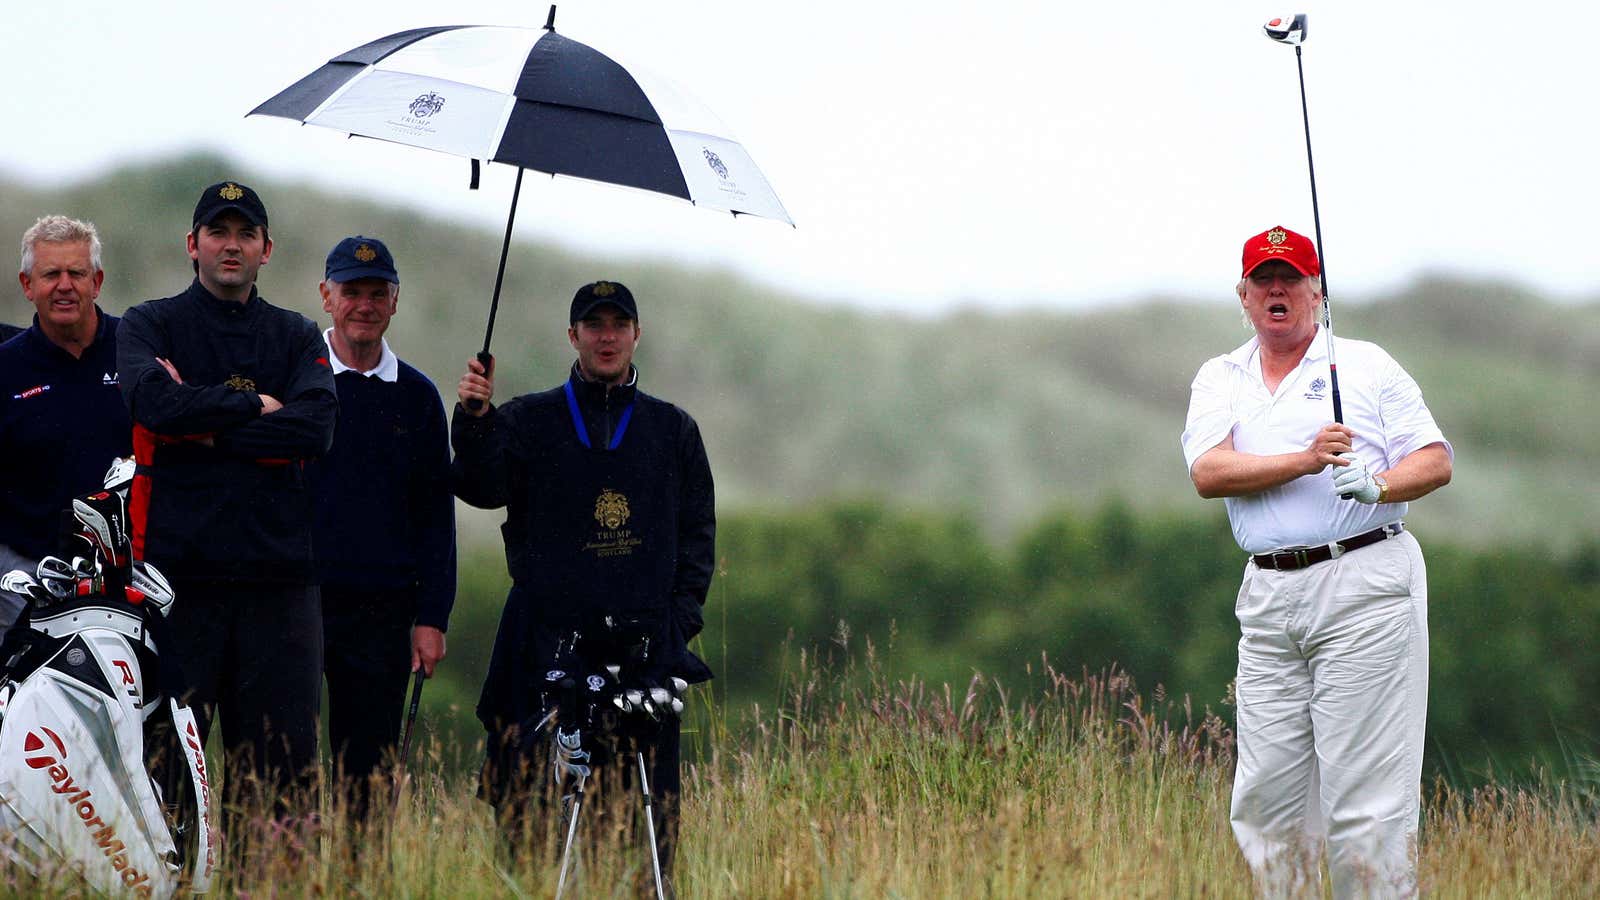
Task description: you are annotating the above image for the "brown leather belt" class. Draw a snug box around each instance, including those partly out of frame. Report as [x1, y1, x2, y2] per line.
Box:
[1252, 523, 1405, 571]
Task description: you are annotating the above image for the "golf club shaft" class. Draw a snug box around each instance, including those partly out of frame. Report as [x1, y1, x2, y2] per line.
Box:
[1294, 45, 1343, 425]
[392, 668, 426, 809]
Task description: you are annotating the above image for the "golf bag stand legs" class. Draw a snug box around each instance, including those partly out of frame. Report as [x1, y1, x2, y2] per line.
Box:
[553, 728, 591, 900]
[550, 739, 668, 900]
[637, 750, 666, 900]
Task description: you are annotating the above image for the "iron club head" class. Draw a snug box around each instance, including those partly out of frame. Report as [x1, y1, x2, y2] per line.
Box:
[1263, 13, 1308, 45]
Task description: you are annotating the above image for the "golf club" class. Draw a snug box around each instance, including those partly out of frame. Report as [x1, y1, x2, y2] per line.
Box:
[392, 668, 426, 810]
[1262, 13, 1344, 426]
[1265, 13, 1365, 499]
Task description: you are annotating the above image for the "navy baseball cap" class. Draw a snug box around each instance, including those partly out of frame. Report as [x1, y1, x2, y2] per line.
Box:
[324, 235, 399, 284]
[193, 181, 268, 229]
[570, 281, 637, 324]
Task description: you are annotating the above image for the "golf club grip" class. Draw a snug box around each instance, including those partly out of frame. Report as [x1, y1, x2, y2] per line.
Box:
[1330, 365, 1355, 499]
[466, 351, 494, 412]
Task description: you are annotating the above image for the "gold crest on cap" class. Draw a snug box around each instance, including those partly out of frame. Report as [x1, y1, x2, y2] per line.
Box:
[219, 183, 244, 201]
[354, 244, 377, 263]
[1267, 228, 1287, 245]
[592, 282, 616, 298]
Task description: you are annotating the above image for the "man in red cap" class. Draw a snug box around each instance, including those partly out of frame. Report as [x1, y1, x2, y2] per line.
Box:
[1181, 226, 1453, 897]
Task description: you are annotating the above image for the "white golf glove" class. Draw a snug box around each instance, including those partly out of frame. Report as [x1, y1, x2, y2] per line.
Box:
[1331, 453, 1383, 504]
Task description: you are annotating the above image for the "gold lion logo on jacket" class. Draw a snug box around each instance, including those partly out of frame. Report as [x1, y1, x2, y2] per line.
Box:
[594, 489, 631, 529]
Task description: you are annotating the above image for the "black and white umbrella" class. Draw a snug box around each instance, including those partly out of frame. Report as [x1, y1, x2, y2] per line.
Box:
[249, 6, 790, 359]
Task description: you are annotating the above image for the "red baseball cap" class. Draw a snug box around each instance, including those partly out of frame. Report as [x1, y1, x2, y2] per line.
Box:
[1241, 225, 1320, 278]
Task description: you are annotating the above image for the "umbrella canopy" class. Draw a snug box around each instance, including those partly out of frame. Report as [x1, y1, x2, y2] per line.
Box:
[249, 21, 791, 223]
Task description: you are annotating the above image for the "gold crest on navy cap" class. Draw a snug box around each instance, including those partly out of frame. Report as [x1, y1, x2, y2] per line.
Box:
[355, 244, 377, 262]
[593, 282, 616, 298]
[219, 183, 244, 201]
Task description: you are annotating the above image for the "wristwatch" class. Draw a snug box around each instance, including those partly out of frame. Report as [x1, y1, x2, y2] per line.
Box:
[1375, 476, 1390, 503]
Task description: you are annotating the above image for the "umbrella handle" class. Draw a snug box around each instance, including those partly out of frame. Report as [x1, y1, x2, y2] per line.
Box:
[465, 352, 496, 412]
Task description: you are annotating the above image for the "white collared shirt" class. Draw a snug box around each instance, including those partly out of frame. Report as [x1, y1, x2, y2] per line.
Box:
[1181, 326, 1452, 554]
[322, 328, 398, 383]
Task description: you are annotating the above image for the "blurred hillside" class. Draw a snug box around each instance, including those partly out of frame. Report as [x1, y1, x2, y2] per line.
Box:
[5, 155, 1598, 547]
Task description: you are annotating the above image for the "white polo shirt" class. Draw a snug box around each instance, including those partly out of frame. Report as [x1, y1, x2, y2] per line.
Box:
[322, 328, 398, 382]
[1181, 326, 1452, 554]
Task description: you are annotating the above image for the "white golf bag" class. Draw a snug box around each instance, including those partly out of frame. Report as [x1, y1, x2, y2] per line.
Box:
[0, 459, 214, 896]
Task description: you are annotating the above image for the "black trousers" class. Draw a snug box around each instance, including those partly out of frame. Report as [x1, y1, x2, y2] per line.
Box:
[322, 586, 414, 818]
[162, 577, 322, 819]
[482, 716, 682, 885]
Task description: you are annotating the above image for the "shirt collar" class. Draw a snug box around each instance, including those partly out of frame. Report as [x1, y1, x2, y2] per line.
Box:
[23, 305, 112, 360]
[1223, 324, 1327, 371]
[323, 328, 398, 381]
[187, 278, 259, 311]
[568, 360, 638, 388]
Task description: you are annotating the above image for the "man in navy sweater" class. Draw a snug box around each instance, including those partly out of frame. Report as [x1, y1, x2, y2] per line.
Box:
[308, 235, 455, 818]
[454, 281, 714, 880]
[1, 216, 130, 634]
[117, 182, 336, 822]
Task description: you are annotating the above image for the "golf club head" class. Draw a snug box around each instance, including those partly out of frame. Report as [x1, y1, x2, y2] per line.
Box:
[614, 688, 646, 714]
[102, 456, 136, 494]
[73, 492, 130, 570]
[130, 560, 175, 615]
[0, 569, 48, 605]
[1263, 13, 1308, 45]
[0, 570, 38, 593]
[35, 556, 79, 599]
[669, 677, 688, 697]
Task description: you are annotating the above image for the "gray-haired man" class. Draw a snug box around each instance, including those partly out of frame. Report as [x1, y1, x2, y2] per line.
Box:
[0, 216, 131, 633]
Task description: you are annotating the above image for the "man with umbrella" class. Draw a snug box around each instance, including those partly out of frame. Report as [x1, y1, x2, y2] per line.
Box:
[1181, 226, 1453, 896]
[453, 280, 714, 880]
[117, 181, 337, 827]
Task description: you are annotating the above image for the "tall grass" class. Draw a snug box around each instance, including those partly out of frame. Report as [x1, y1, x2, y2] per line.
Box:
[4, 654, 1595, 897]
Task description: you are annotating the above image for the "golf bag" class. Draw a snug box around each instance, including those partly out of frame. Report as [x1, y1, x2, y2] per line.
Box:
[0, 458, 214, 897]
[513, 614, 688, 900]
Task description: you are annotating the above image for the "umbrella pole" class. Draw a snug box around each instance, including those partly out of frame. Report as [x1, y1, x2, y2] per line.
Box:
[467, 167, 524, 411]
[480, 166, 526, 361]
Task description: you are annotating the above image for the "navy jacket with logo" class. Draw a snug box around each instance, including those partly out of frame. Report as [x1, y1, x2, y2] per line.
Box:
[0, 311, 132, 561]
[116, 281, 337, 583]
[452, 365, 715, 727]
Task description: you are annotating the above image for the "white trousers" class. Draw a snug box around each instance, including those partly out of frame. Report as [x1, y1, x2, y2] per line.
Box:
[1231, 530, 1428, 899]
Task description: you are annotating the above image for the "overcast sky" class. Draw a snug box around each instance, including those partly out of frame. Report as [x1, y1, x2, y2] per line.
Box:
[5, 1, 1597, 312]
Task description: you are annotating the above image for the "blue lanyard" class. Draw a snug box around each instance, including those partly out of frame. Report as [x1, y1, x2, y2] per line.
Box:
[564, 380, 634, 450]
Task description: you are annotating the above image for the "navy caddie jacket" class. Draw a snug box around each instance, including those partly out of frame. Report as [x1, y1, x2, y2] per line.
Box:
[452, 364, 715, 729]
[116, 280, 337, 583]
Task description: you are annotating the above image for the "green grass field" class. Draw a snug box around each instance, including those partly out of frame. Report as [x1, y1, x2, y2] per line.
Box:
[6, 656, 1596, 898]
